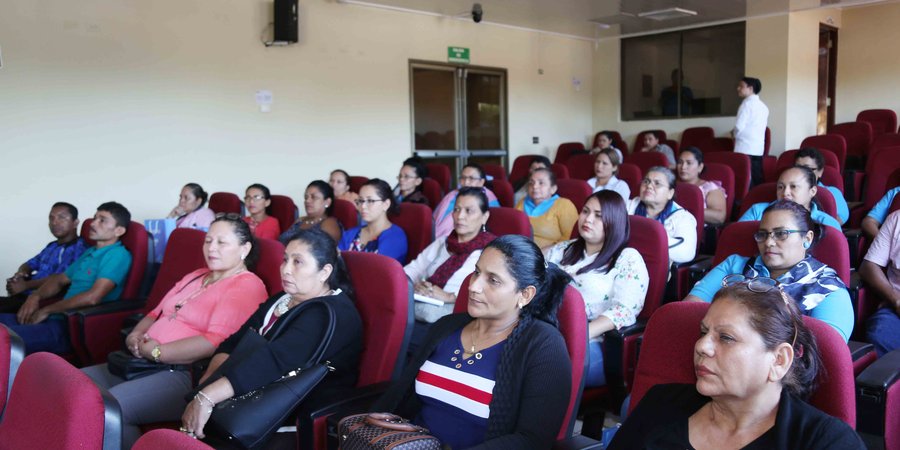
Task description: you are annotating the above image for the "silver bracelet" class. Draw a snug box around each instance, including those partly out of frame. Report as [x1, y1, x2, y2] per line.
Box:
[195, 391, 215, 413]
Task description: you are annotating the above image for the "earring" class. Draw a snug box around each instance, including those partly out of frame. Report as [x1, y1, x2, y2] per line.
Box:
[241, 254, 247, 260]
[802, 241, 811, 249]
[517, 302, 523, 310]
[481, 224, 487, 233]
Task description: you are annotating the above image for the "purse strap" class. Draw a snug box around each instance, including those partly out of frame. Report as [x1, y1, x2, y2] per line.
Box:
[269, 298, 337, 368]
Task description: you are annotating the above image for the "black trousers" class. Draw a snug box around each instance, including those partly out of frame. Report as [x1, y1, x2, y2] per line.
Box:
[749, 155, 764, 188]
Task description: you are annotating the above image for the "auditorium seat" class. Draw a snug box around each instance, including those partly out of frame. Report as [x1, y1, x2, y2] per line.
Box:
[389, 202, 433, 264]
[704, 152, 751, 200]
[133, 428, 214, 450]
[679, 127, 714, 151]
[0, 325, 24, 419]
[829, 121, 873, 169]
[554, 141, 586, 164]
[617, 163, 642, 199]
[633, 130, 666, 153]
[857, 109, 898, 136]
[673, 182, 706, 300]
[625, 152, 670, 177]
[332, 199, 359, 230]
[776, 148, 840, 173]
[420, 178, 443, 210]
[348, 176, 369, 194]
[509, 154, 542, 186]
[252, 238, 286, 296]
[801, 134, 848, 172]
[425, 163, 452, 194]
[699, 137, 734, 153]
[482, 163, 507, 182]
[208, 192, 242, 215]
[551, 163, 571, 180]
[269, 194, 298, 234]
[556, 179, 591, 210]
[663, 139, 680, 156]
[490, 178, 515, 208]
[485, 207, 532, 238]
[565, 153, 597, 181]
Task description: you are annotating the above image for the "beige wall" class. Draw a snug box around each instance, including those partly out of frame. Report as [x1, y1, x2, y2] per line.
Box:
[0, 0, 593, 275]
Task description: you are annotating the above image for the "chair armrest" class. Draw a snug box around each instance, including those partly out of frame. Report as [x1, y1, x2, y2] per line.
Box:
[857, 348, 900, 391]
[856, 348, 900, 435]
[552, 434, 603, 450]
[605, 321, 647, 341]
[64, 299, 146, 318]
[848, 340, 875, 361]
[844, 228, 863, 265]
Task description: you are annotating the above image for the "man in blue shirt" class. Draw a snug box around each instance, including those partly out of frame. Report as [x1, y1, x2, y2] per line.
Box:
[2, 202, 87, 313]
[794, 147, 849, 224]
[862, 186, 900, 241]
[0, 202, 132, 354]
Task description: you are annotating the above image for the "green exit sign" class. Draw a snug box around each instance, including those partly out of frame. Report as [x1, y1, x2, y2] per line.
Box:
[448, 47, 470, 64]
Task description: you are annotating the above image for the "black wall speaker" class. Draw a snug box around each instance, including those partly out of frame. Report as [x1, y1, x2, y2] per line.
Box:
[273, 0, 298, 43]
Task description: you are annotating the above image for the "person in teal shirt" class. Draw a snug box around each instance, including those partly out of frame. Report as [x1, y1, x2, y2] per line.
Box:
[794, 147, 849, 224]
[862, 186, 900, 240]
[738, 166, 842, 231]
[687, 200, 853, 342]
[0, 202, 132, 354]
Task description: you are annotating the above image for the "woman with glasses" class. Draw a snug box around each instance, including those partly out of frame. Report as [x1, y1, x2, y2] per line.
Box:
[82, 215, 268, 448]
[676, 147, 727, 225]
[242, 183, 280, 240]
[610, 282, 864, 449]
[627, 166, 697, 265]
[166, 183, 215, 230]
[432, 163, 500, 239]
[686, 200, 853, 342]
[587, 148, 630, 200]
[515, 168, 578, 249]
[329, 169, 359, 203]
[338, 178, 408, 263]
[738, 166, 842, 231]
[394, 157, 430, 205]
[545, 190, 648, 387]
[279, 180, 342, 243]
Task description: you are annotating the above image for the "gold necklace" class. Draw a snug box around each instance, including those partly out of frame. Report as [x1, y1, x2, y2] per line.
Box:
[453, 320, 519, 368]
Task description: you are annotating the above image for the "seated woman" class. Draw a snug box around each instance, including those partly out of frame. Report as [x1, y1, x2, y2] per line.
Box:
[686, 200, 854, 342]
[611, 282, 864, 449]
[637, 131, 675, 168]
[82, 215, 268, 448]
[338, 178, 408, 263]
[676, 147, 727, 225]
[407, 187, 495, 324]
[515, 168, 578, 249]
[242, 183, 280, 240]
[167, 183, 215, 230]
[513, 155, 551, 206]
[280, 180, 342, 243]
[587, 148, 630, 200]
[545, 191, 648, 387]
[626, 167, 697, 265]
[329, 169, 359, 204]
[181, 228, 363, 441]
[590, 130, 623, 162]
[371, 235, 573, 449]
[394, 157, 429, 205]
[739, 166, 842, 231]
[433, 163, 500, 239]
[795, 147, 849, 224]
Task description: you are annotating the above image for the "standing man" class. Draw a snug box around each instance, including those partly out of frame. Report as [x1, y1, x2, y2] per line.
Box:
[2, 202, 87, 313]
[733, 77, 769, 187]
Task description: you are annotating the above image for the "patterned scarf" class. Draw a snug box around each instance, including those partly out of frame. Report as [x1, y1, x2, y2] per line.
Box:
[743, 255, 846, 312]
[427, 231, 496, 288]
[523, 194, 559, 217]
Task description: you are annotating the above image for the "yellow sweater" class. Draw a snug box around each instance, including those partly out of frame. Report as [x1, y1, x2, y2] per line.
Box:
[515, 197, 579, 249]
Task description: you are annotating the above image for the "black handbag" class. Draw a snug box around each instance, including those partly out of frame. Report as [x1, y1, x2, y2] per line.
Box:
[205, 299, 337, 450]
[107, 350, 188, 380]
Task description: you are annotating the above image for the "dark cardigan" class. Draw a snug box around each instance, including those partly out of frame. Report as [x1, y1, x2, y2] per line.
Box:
[371, 313, 572, 450]
[609, 383, 865, 450]
[214, 291, 363, 396]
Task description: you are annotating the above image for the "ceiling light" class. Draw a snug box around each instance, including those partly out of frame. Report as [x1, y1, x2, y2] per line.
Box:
[637, 7, 698, 21]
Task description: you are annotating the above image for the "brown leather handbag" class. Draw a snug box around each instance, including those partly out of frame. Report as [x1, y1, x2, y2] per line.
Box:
[337, 413, 445, 450]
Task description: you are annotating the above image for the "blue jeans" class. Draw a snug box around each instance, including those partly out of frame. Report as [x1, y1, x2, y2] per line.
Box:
[586, 340, 607, 387]
[866, 307, 900, 357]
[0, 314, 70, 354]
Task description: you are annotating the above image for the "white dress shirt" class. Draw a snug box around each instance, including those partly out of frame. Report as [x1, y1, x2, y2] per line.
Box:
[734, 94, 769, 156]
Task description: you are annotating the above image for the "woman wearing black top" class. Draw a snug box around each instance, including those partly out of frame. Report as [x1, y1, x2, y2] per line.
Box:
[180, 228, 363, 440]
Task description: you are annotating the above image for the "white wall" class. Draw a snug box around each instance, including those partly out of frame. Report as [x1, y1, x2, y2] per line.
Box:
[0, 0, 593, 276]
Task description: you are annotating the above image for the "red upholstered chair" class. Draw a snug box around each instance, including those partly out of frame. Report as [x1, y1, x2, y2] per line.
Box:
[486, 207, 532, 238]
[453, 277, 589, 440]
[565, 153, 597, 181]
[592, 131, 626, 150]
[829, 121, 873, 166]
[704, 152, 751, 199]
[675, 183, 704, 252]
[801, 134, 848, 172]
[870, 133, 900, 156]
[627, 302, 857, 428]
[556, 179, 592, 210]
[856, 349, 900, 450]
[348, 176, 369, 194]
[699, 137, 734, 153]
[79, 220, 149, 301]
[0, 325, 24, 419]
[208, 192, 242, 215]
[702, 163, 736, 220]
[680, 127, 714, 151]
[617, 163, 642, 199]
[860, 150, 900, 215]
[269, 194, 298, 234]
[482, 163, 508, 182]
[625, 152, 670, 177]
[510, 154, 542, 187]
[822, 166, 845, 193]
[764, 127, 771, 156]
[425, 163, 452, 194]
[857, 109, 898, 136]
[554, 142, 586, 164]
[0, 352, 122, 449]
[633, 130, 666, 154]
[420, 178, 443, 210]
[389, 203, 434, 264]
[133, 428, 214, 450]
[251, 238, 286, 296]
[663, 139, 680, 156]
[332, 199, 359, 231]
[297, 251, 413, 450]
[491, 179, 515, 208]
[762, 155, 778, 183]
[551, 163, 571, 180]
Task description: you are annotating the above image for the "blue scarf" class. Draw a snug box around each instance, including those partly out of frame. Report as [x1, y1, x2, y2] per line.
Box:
[523, 194, 560, 217]
[743, 255, 846, 312]
[635, 199, 679, 225]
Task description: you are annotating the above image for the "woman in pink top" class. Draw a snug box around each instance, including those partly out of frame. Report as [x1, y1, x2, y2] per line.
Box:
[243, 183, 281, 240]
[676, 147, 728, 225]
[167, 183, 216, 230]
[82, 215, 268, 448]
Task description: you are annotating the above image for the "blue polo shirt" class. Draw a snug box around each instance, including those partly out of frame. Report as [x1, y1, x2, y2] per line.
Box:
[819, 183, 849, 224]
[63, 241, 132, 302]
[867, 186, 900, 224]
[738, 201, 842, 231]
[689, 254, 853, 342]
[25, 238, 87, 282]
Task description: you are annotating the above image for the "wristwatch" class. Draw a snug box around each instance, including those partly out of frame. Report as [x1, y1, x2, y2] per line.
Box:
[151, 345, 161, 363]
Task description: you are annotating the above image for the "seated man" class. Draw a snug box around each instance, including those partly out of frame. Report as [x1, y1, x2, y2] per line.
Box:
[2, 202, 87, 313]
[432, 163, 499, 238]
[0, 202, 132, 354]
[860, 209, 900, 356]
[862, 186, 900, 240]
[637, 131, 675, 168]
[794, 147, 849, 224]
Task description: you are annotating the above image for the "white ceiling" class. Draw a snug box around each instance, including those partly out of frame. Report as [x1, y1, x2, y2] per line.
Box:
[337, 0, 896, 39]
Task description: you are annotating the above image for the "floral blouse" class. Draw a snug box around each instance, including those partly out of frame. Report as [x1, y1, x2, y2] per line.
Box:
[546, 242, 649, 334]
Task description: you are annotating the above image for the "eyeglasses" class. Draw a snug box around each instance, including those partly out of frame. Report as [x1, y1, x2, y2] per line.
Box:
[354, 198, 384, 207]
[214, 212, 242, 220]
[459, 176, 483, 182]
[397, 175, 418, 181]
[244, 195, 266, 202]
[641, 178, 668, 188]
[752, 229, 804, 242]
[721, 274, 798, 345]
